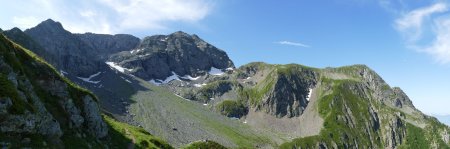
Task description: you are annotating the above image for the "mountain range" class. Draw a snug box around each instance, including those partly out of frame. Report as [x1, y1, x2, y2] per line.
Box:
[0, 19, 449, 148]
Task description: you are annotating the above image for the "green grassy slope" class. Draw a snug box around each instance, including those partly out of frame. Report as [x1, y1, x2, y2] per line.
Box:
[0, 34, 172, 148]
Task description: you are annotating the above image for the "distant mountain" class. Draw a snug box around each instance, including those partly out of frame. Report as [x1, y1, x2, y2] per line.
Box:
[0, 34, 171, 148]
[108, 31, 234, 80]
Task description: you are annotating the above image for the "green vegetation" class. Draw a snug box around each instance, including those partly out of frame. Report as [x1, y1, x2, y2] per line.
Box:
[215, 100, 247, 118]
[196, 80, 236, 102]
[184, 140, 227, 149]
[0, 132, 50, 148]
[104, 115, 173, 149]
[0, 74, 33, 114]
[239, 71, 275, 105]
[398, 123, 430, 149]
[275, 63, 317, 76]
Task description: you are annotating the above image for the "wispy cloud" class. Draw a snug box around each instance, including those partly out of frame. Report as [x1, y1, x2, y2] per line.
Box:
[394, 2, 450, 64]
[0, 0, 214, 34]
[276, 41, 310, 48]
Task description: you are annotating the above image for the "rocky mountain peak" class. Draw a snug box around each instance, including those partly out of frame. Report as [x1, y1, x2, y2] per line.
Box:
[9, 27, 22, 33]
[23, 19, 103, 77]
[108, 31, 234, 80]
[171, 30, 191, 37]
[27, 19, 65, 34]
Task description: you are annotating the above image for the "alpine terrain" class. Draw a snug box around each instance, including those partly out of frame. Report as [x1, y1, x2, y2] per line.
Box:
[0, 19, 449, 149]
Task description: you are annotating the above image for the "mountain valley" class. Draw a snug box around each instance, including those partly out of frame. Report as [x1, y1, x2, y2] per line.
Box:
[0, 19, 449, 149]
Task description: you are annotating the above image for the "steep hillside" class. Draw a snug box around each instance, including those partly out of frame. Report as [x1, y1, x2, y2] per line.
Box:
[0, 34, 171, 148]
[4, 21, 142, 120]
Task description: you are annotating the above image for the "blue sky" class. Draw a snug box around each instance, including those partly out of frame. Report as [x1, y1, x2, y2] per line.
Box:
[0, 0, 449, 116]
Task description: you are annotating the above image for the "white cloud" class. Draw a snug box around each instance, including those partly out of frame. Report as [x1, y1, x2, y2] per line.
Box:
[425, 17, 450, 64]
[394, 2, 450, 64]
[395, 3, 448, 42]
[1, 0, 214, 34]
[276, 41, 310, 48]
[99, 0, 212, 31]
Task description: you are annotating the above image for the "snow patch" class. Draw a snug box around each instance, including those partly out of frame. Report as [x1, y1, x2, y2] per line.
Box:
[203, 103, 208, 106]
[120, 76, 132, 83]
[306, 88, 313, 101]
[193, 84, 203, 87]
[106, 62, 132, 73]
[209, 67, 224, 75]
[60, 70, 68, 76]
[130, 48, 144, 54]
[180, 75, 200, 81]
[243, 120, 247, 124]
[138, 53, 150, 58]
[162, 72, 181, 83]
[149, 79, 162, 86]
[225, 67, 234, 71]
[230, 117, 239, 120]
[174, 94, 190, 101]
[77, 72, 102, 84]
[148, 71, 181, 85]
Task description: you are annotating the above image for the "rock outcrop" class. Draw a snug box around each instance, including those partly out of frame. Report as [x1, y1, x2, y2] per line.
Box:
[261, 65, 317, 117]
[108, 31, 234, 80]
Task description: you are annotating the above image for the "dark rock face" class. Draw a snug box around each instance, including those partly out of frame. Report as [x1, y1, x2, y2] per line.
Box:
[24, 19, 102, 77]
[76, 33, 140, 60]
[262, 69, 317, 118]
[109, 31, 234, 80]
[385, 115, 406, 148]
[392, 87, 415, 108]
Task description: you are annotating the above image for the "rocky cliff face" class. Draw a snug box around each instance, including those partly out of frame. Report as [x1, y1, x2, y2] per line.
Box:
[76, 33, 140, 60]
[108, 31, 234, 80]
[0, 34, 107, 147]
